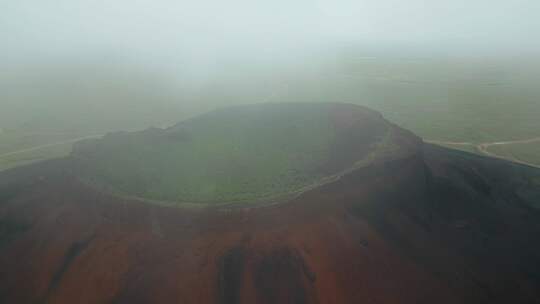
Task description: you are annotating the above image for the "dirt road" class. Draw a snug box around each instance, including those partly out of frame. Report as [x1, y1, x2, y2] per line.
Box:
[426, 137, 540, 168]
[0, 134, 103, 159]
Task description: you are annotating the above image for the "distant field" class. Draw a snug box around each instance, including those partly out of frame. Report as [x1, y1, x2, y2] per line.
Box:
[0, 141, 73, 171]
[0, 63, 184, 171]
[251, 57, 540, 165]
[0, 130, 92, 171]
[193, 57, 540, 146]
[288, 59, 540, 144]
[487, 142, 540, 167]
[0, 130, 84, 154]
[1, 56, 539, 171]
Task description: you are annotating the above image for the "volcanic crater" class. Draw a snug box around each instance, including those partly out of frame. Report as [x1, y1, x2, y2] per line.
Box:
[71, 103, 417, 206]
[1, 103, 540, 304]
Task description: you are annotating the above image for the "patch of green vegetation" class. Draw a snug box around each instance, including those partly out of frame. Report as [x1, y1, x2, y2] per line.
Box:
[78, 104, 386, 204]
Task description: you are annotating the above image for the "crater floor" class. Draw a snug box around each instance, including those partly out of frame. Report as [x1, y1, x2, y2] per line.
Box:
[72, 103, 399, 205]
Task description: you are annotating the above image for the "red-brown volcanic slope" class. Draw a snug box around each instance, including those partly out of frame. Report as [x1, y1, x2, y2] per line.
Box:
[1, 104, 540, 304]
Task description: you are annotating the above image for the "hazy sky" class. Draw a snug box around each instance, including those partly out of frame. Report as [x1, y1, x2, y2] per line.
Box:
[3, 0, 540, 68]
[1, 0, 540, 135]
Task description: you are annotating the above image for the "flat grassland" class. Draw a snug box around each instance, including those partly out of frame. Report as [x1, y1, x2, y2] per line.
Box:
[254, 57, 540, 165]
[1, 57, 539, 170]
[0, 131, 92, 171]
[487, 142, 540, 167]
